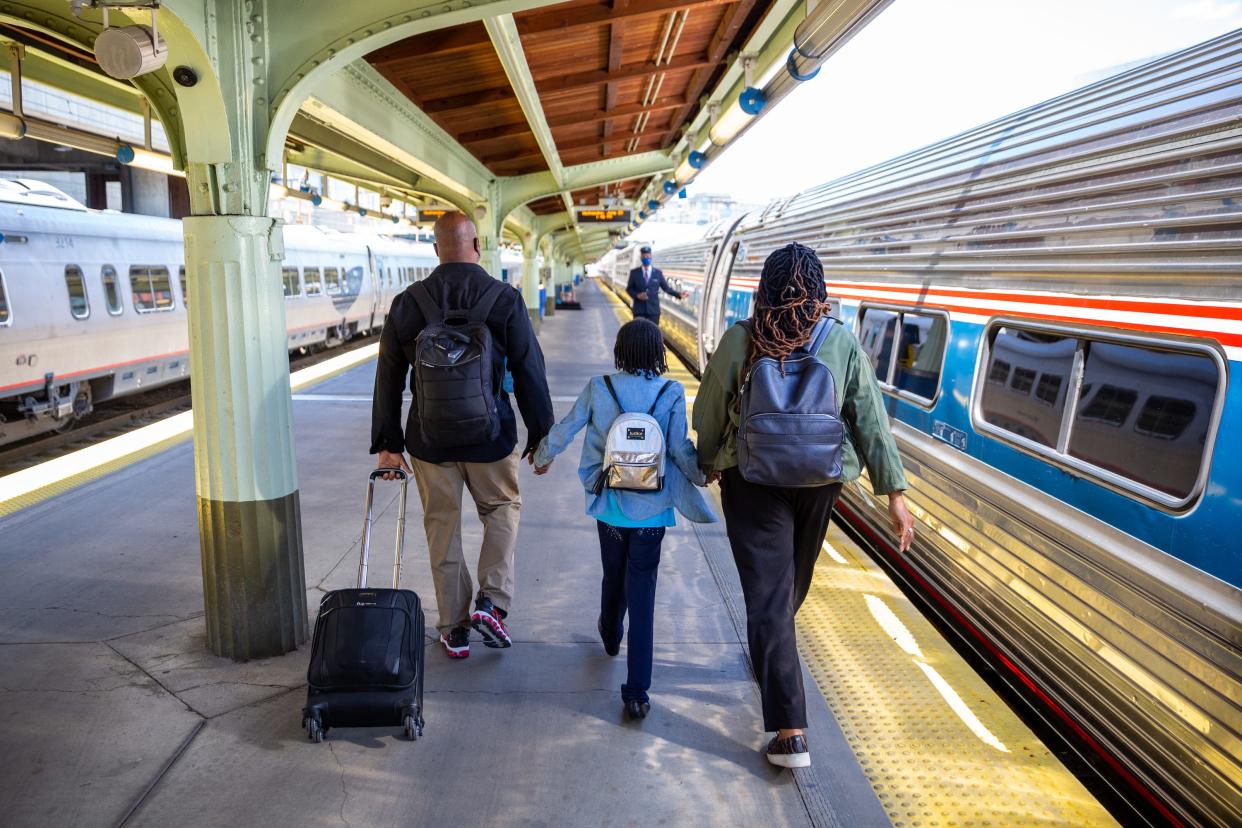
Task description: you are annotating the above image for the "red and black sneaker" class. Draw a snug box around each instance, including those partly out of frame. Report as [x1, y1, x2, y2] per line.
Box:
[470, 591, 512, 649]
[440, 626, 470, 659]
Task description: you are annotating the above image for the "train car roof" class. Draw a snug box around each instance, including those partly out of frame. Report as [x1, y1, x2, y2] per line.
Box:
[0, 178, 89, 211]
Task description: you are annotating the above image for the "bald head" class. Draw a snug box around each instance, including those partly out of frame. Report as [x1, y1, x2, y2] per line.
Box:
[433, 212, 481, 265]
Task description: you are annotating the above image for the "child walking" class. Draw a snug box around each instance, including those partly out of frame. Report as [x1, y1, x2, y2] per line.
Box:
[531, 319, 716, 720]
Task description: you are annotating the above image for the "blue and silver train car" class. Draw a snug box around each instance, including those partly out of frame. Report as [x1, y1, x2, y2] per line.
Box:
[606, 30, 1241, 826]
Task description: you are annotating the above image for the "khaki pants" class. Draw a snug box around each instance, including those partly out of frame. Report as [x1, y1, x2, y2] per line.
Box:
[411, 452, 521, 636]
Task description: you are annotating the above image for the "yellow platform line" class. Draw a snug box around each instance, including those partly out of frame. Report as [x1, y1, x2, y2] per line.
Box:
[0, 343, 380, 519]
[797, 521, 1117, 827]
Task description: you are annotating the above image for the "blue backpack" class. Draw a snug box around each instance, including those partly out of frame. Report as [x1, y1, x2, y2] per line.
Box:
[737, 317, 845, 487]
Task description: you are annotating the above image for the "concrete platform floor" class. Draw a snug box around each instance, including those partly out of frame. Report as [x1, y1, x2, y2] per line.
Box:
[0, 281, 888, 827]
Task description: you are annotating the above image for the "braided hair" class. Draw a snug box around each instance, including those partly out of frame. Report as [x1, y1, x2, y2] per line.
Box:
[749, 242, 830, 366]
[614, 318, 668, 377]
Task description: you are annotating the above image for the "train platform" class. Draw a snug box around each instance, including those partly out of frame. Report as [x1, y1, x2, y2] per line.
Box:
[0, 281, 1112, 827]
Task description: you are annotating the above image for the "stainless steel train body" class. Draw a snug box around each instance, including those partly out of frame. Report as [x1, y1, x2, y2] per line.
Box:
[601, 30, 1241, 825]
[0, 181, 521, 445]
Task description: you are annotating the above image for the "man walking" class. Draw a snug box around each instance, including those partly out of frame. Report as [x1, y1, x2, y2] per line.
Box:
[371, 212, 554, 659]
[626, 245, 686, 325]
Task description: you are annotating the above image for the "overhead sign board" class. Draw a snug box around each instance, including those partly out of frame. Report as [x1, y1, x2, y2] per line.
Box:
[417, 208, 451, 223]
[576, 208, 631, 223]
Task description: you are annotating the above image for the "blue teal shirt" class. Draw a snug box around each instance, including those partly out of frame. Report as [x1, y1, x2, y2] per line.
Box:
[534, 372, 717, 526]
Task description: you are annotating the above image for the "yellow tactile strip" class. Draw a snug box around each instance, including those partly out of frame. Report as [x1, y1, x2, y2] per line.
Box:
[0, 343, 380, 519]
[797, 521, 1117, 827]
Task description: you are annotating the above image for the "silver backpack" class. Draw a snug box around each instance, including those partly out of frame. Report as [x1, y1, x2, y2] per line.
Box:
[599, 376, 673, 492]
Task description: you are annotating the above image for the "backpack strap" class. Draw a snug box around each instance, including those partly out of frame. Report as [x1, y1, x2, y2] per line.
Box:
[603, 375, 625, 413]
[469, 281, 505, 324]
[647, 380, 673, 415]
[802, 317, 835, 356]
[411, 282, 443, 325]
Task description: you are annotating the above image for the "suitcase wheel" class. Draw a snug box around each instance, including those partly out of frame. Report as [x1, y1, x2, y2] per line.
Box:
[403, 713, 423, 741]
[306, 715, 325, 744]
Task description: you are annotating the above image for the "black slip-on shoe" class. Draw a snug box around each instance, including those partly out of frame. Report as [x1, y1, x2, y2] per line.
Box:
[624, 700, 650, 720]
[598, 615, 621, 656]
[765, 733, 810, 768]
[471, 591, 512, 649]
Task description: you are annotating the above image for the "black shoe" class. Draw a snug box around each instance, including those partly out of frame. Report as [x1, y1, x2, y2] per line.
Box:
[624, 700, 650, 720]
[440, 626, 470, 659]
[765, 733, 810, 768]
[597, 615, 620, 656]
[471, 591, 512, 648]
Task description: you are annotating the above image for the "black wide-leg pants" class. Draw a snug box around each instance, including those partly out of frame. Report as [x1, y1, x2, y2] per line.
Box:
[720, 466, 842, 731]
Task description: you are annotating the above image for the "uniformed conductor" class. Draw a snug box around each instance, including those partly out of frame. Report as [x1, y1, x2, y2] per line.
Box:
[625, 245, 686, 326]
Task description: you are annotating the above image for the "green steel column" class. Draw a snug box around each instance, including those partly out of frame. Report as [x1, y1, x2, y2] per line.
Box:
[184, 215, 308, 660]
[521, 245, 540, 333]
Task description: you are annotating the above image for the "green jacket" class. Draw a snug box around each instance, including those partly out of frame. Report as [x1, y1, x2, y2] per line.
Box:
[693, 320, 909, 495]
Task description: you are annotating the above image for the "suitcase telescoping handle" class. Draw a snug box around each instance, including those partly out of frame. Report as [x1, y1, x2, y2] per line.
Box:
[359, 468, 409, 590]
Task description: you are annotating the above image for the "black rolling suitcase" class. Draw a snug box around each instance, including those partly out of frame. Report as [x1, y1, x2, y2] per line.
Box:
[302, 468, 425, 743]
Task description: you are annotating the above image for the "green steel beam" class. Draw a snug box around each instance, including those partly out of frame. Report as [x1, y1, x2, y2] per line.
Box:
[304, 62, 491, 208]
[500, 151, 676, 218]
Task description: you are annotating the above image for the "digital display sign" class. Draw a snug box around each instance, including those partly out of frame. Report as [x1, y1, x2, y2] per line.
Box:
[417, 208, 451, 223]
[576, 208, 631, 223]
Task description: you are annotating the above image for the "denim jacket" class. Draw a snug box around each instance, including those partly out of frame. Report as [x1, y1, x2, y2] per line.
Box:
[534, 372, 717, 524]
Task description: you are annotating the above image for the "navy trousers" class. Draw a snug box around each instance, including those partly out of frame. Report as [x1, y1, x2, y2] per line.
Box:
[596, 522, 665, 703]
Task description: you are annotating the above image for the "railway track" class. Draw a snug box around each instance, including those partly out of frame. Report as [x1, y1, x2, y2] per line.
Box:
[0, 336, 378, 476]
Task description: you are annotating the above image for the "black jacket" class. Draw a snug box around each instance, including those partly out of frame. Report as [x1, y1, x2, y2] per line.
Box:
[370, 262, 554, 464]
[626, 266, 679, 317]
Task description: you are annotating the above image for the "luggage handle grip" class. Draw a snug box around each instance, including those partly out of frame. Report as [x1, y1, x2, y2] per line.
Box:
[359, 471, 409, 590]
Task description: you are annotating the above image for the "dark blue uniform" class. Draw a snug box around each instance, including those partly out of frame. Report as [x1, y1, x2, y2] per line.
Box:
[626, 266, 680, 324]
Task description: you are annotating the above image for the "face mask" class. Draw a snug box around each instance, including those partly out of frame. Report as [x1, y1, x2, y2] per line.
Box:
[641, 257, 652, 266]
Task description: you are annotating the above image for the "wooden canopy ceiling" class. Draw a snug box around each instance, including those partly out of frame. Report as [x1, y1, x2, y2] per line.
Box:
[367, 0, 765, 215]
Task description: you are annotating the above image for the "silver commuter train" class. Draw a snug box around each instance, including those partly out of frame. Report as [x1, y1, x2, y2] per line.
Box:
[0, 180, 522, 445]
[602, 30, 1241, 826]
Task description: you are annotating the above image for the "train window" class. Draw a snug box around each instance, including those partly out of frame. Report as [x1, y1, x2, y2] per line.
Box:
[0, 271, 10, 325]
[101, 266, 123, 315]
[324, 266, 341, 295]
[893, 311, 947, 401]
[978, 327, 1075, 448]
[346, 266, 363, 293]
[303, 267, 322, 295]
[858, 306, 947, 404]
[1034, 373, 1062, 406]
[1067, 341, 1218, 500]
[130, 266, 175, 312]
[1010, 367, 1037, 394]
[282, 267, 302, 297]
[858, 308, 898, 381]
[975, 322, 1223, 508]
[65, 266, 90, 319]
[179, 267, 188, 309]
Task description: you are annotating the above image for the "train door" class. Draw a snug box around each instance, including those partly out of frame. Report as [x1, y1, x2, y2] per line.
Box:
[697, 214, 749, 370]
[366, 246, 383, 331]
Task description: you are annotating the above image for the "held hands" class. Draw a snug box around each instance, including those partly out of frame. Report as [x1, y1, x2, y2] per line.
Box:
[888, 492, 915, 553]
[526, 452, 552, 476]
[703, 469, 722, 486]
[376, 450, 412, 480]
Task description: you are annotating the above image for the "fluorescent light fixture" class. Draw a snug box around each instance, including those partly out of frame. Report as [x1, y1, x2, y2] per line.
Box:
[674, 155, 696, 184]
[128, 146, 178, 175]
[708, 98, 753, 145]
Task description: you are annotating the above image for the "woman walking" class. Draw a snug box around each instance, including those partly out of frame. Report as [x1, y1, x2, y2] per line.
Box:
[533, 319, 716, 720]
[694, 243, 914, 768]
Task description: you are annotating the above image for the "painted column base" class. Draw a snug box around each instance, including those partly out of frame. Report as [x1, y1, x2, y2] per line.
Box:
[528, 307, 541, 334]
[199, 490, 308, 660]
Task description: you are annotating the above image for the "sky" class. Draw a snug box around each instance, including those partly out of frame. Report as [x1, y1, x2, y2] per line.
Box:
[684, 0, 1242, 205]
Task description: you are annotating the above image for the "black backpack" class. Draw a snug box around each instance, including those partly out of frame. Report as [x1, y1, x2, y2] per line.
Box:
[737, 317, 845, 487]
[410, 281, 504, 448]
